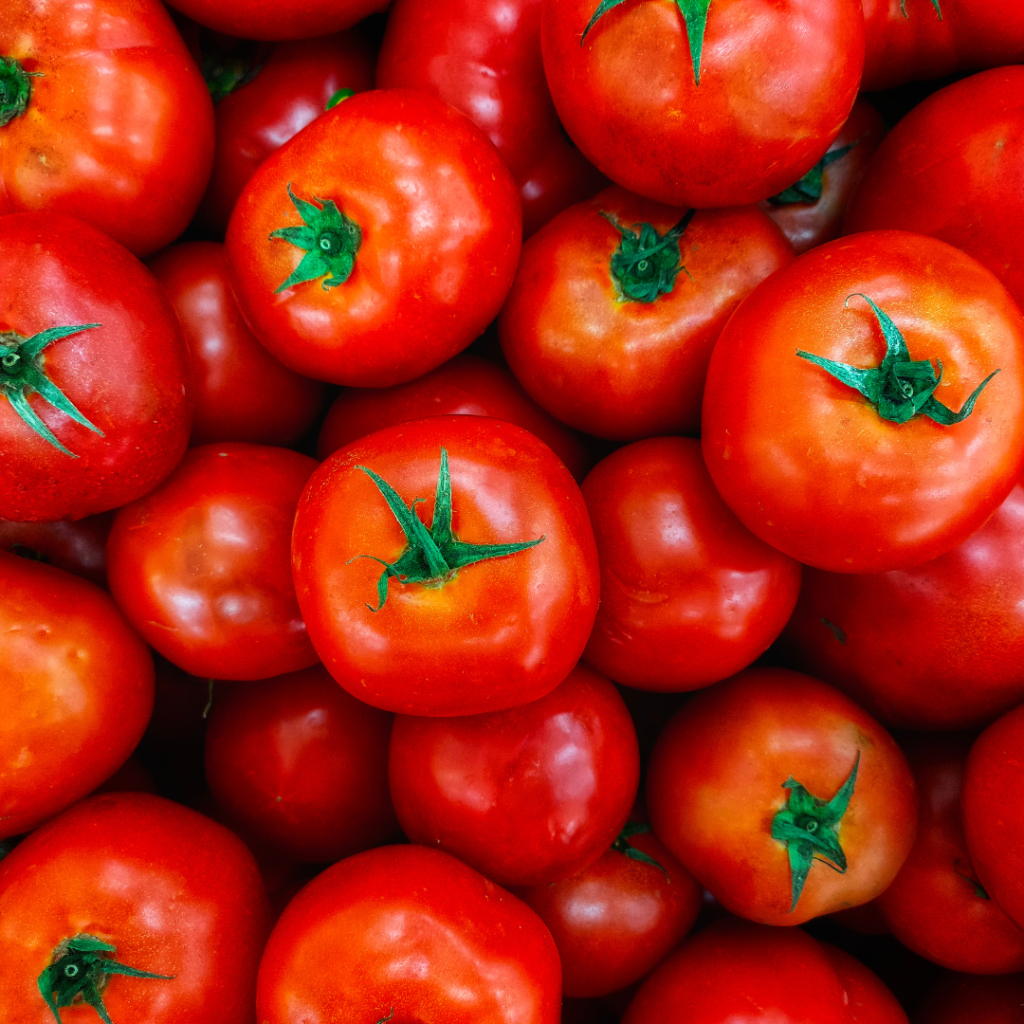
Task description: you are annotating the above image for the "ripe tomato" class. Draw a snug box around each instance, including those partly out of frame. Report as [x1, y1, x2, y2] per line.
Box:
[163, 0, 388, 41]
[0, 510, 113, 587]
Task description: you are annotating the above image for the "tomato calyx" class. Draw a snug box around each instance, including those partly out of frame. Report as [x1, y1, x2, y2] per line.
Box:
[770, 750, 859, 911]
[326, 88, 355, 111]
[199, 36, 269, 103]
[611, 822, 670, 878]
[601, 210, 695, 303]
[901, 0, 942, 19]
[351, 447, 545, 612]
[797, 294, 1000, 426]
[767, 140, 859, 206]
[582, 0, 712, 85]
[37, 934, 175, 1024]
[270, 184, 362, 294]
[0, 55, 41, 127]
[0, 324, 104, 457]
[953, 859, 990, 900]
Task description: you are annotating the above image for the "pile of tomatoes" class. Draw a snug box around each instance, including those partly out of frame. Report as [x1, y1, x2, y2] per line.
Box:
[3, 0, 1024, 1021]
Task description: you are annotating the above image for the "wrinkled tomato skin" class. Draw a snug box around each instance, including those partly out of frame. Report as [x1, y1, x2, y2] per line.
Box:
[256, 845, 561, 1024]
[164, 0, 389, 41]
[0, 0, 214, 257]
[0, 510, 113, 587]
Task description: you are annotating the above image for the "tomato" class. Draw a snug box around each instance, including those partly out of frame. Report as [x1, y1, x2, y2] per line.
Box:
[147, 241, 327, 446]
[498, 188, 794, 439]
[107, 443, 320, 681]
[845, 67, 1024, 313]
[580, 437, 802, 691]
[377, 0, 606, 237]
[701, 230, 1024, 574]
[781, 477, 1024, 731]
[0, 214, 194, 522]
[821, 943, 910, 1024]
[914, 972, 1024, 1024]
[225, 89, 522, 388]
[256, 844, 561, 1024]
[541, 0, 864, 208]
[205, 664, 397, 864]
[0, 0, 214, 257]
[292, 415, 600, 716]
[0, 552, 153, 840]
[0, 792, 271, 1024]
[646, 668, 918, 926]
[0, 510, 113, 587]
[164, 0, 388, 41]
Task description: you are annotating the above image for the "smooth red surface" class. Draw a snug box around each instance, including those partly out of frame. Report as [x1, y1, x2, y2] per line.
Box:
[0, 510, 113, 587]
[148, 241, 326, 446]
[107, 444, 319, 680]
[0, 793, 271, 1023]
[823, 944, 909, 1023]
[390, 663, 639, 887]
[702, 231, 1024, 574]
[205, 664, 397, 864]
[581, 437, 802, 691]
[499, 189, 794, 439]
[292, 416, 600, 716]
[256, 845, 561, 1024]
[225, 89, 522, 387]
[913, 972, 1024, 1024]
[0, 552, 153, 839]
[164, 0, 388, 40]
[0, 0, 214, 256]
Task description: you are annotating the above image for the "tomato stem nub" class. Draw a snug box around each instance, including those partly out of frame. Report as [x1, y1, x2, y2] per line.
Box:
[900, 0, 942, 19]
[602, 209, 694, 303]
[611, 822, 670, 878]
[766, 139, 859, 206]
[350, 447, 544, 611]
[0, 55, 40, 127]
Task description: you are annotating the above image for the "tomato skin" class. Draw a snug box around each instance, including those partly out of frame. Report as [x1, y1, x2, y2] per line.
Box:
[225, 89, 522, 388]
[0, 0, 214, 257]
[0, 510, 113, 586]
[914, 972, 1024, 1024]
[0, 792, 271, 1024]
[580, 437, 802, 691]
[499, 190, 794, 440]
[646, 668, 918, 927]
[107, 443, 320, 681]
[0, 552, 154, 840]
[821, 943, 909, 1024]
[292, 415, 600, 716]
[163, 0, 388, 41]
[147, 242, 327, 447]
[701, 230, 1024, 574]
[256, 844, 561, 1024]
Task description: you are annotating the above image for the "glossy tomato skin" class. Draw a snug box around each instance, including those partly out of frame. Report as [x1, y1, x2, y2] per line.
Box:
[198, 33, 376, 233]
[225, 89, 522, 388]
[646, 668, 918, 926]
[317, 353, 589, 481]
[0, 792, 271, 1024]
[581, 437, 802, 691]
[822, 943, 910, 1024]
[781, 478, 1024, 731]
[499, 189, 794, 439]
[107, 443, 320, 680]
[846, 68, 1024, 313]
[257, 844, 561, 1024]
[377, 0, 606, 237]
[542, 0, 864, 208]
[292, 416, 600, 716]
[0, 552, 153, 840]
[0, 510, 113, 586]
[148, 242, 327, 446]
[390, 663, 639, 887]
[164, 0, 388, 41]
[0, 0, 214, 257]
[205, 664, 398, 864]
[0, 214, 193, 522]
[702, 230, 1024, 574]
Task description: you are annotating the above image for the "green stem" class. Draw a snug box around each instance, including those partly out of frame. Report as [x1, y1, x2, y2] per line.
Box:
[0, 55, 38, 127]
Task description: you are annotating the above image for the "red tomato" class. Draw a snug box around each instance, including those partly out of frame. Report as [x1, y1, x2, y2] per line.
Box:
[0, 510, 113, 587]
[0, 214, 194, 522]
[163, 0, 388, 41]
[256, 845, 561, 1024]
[0, 792, 271, 1024]
[389, 663, 639, 886]
[0, 552, 153, 840]
[821, 943, 910, 1024]
[499, 189, 794, 439]
[580, 437, 802, 691]
[292, 416, 600, 716]
[541, 0, 864, 208]
[914, 972, 1024, 1024]
[225, 89, 522, 388]
[646, 668, 918, 926]
[107, 443, 320, 681]
[702, 231, 1024, 574]
[0, 0, 214, 257]
[147, 241, 327, 446]
[205, 664, 398, 864]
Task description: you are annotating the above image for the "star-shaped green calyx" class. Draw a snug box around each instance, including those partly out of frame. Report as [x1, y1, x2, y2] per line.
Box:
[0, 323, 104, 457]
[0, 55, 42, 127]
[269, 183, 362, 294]
[582, 0, 712, 85]
[602, 209, 695, 303]
[352, 447, 545, 612]
[797, 294, 1000, 426]
[901, 0, 942, 18]
[38, 934, 175, 1024]
[766, 140, 859, 206]
[611, 822, 670, 879]
[770, 751, 860, 912]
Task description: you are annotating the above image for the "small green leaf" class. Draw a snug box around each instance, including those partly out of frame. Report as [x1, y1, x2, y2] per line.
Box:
[326, 88, 354, 110]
